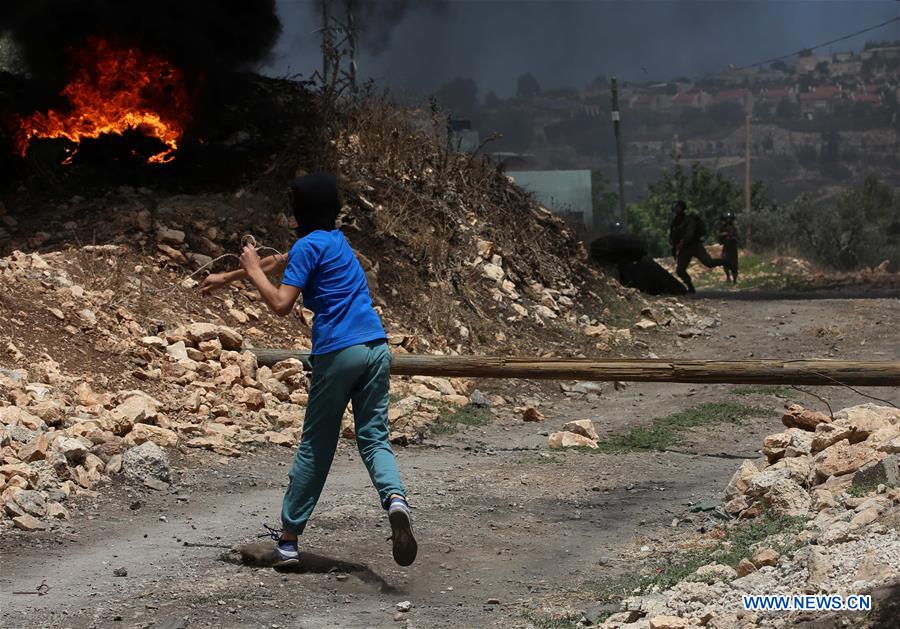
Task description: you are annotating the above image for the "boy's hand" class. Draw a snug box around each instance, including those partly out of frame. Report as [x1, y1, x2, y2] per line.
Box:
[239, 245, 262, 273]
[200, 273, 228, 294]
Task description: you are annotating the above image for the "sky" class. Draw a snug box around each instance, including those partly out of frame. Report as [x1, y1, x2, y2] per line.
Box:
[264, 0, 900, 97]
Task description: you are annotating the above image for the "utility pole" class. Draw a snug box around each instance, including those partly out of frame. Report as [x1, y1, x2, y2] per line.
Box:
[322, 0, 331, 84]
[610, 77, 626, 217]
[345, 0, 358, 89]
[744, 113, 752, 250]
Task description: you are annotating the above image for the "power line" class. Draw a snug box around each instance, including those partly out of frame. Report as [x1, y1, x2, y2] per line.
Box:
[731, 15, 900, 71]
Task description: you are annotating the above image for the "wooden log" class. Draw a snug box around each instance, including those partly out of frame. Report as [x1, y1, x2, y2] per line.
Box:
[248, 348, 900, 387]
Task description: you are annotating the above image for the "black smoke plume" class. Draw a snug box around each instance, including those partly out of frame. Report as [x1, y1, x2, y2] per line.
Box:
[321, 0, 446, 56]
[0, 0, 282, 90]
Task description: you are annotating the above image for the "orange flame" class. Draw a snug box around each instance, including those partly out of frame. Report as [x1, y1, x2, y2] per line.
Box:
[14, 37, 190, 164]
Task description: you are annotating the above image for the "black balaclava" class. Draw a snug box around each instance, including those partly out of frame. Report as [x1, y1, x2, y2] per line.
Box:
[290, 173, 341, 237]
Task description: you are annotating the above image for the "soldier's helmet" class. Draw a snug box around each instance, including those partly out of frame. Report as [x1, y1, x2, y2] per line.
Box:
[721, 211, 735, 222]
[670, 200, 686, 214]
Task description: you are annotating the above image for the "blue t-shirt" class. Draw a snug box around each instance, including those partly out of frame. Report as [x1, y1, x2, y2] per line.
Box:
[281, 230, 386, 355]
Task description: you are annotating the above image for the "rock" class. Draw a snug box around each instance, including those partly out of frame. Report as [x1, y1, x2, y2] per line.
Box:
[548, 431, 597, 449]
[469, 390, 490, 408]
[165, 341, 189, 361]
[747, 468, 793, 498]
[157, 243, 187, 264]
[562, 419, 600, 441]
[852, 455, 899, 489]
[693, 563, 737, 582]
[736, 558, 757, 577]
[13, 514, 47, 531]
[13, 489, 47, 518]
[78, 308, 97, 327]
[752, 548, 780, 568]
[124, 423, 179, 448]
[0, 462, 37, 482]
[811, 422, 858, 452]
[17, 433, 49, 462]
[396, 601, 412, 612]
[834, 404, 899, 431]
[815, 441, 882, 482]
[583, 324, 610, 339]
[806, 547, 831, 587]
[724, 496, 749, 515]
[649, 616, 689, 629]
[47, 501, 69, 520]
[481, 262, 504, 282]
[157, 226, 186, 244]
[106, 454, 123, 475]
[768, 455, 813, 485]
[122, 441, 171, 485]
[635, 318, 657, 330]
[522, 407, 544, 422]
[782, 404, 831, 431]
[763, 478, 812, 517]
[112, 392, 161, 426]
[821, 521, 853, 545]
[724, 460, 761, 500]
[238, 387, 265, 411]
[0, 406, 46, 431]
[678, 327, 702, 338]
[57, 437, 88, 463]
[184, 322, 219, 344]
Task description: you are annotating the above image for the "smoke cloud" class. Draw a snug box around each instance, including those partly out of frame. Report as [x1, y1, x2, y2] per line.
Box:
[0, 0, 282, 88]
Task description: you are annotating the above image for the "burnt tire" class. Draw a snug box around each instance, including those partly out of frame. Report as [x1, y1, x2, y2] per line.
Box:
[590, 234, 648, 264]
[617, 257, 687, 296]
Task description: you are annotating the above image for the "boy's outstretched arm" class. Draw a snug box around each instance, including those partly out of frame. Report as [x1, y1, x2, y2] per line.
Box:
[199, 253, 288, 294]
[239, 245, 301, 316]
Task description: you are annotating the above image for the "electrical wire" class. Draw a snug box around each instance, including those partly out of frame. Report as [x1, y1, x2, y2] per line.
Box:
[730, 15, 900, 72]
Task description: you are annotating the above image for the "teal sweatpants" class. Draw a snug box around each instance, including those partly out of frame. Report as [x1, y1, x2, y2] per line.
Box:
[281, 340, 406, 534]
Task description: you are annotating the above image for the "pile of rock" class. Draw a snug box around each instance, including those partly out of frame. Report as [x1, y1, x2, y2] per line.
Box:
[723, 403, 899, 523]
[548, 419, 601, 449]
[591, 403, 900, 628]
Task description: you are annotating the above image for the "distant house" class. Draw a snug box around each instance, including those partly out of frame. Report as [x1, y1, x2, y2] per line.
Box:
[629, 93, 663, 111]
[755, 87, 795, 115]
[798, 85, 843, 118]
[713, 89, 754, 111]
[861, 46, 900, 62]
[829, 60, 863, 77]
[797, 54, 827, 73]
[669, 91, 709, 114]
[853, 93, 883, 106]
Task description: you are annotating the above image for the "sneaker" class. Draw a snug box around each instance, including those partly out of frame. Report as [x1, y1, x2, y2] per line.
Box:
[276, 539, 300, 564]
[387, 496, 417, 567]
[261, 523, 300, 565]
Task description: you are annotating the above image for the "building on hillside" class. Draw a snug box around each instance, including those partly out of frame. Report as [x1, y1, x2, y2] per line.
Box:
[797, 54, 828, 74]
[713, 89, 754, 111]
[830, 58, 863, 77]
[506, 169, 596, 233]
[861, 46, 900, 62]
[629, 93, 666, 111]
[669, 91, 710, 114]
[853, 93, 883, 106]
[798, 85, 843, 118]
[755, 87, 796, 115]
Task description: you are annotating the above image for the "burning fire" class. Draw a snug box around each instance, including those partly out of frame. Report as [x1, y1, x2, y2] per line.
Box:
[14, 37, 191, 164]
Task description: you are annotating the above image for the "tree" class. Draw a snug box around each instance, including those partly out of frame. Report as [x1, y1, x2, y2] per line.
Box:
[516, 72, 541, 99]
[625, 158, 774, 257]
[435, 77, 478, 116]
[776, 98, 799, 120]
[706, 102, 745, 128]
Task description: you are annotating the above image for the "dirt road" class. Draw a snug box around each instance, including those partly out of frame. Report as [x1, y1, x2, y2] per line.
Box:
[2, 296, 898, 629]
